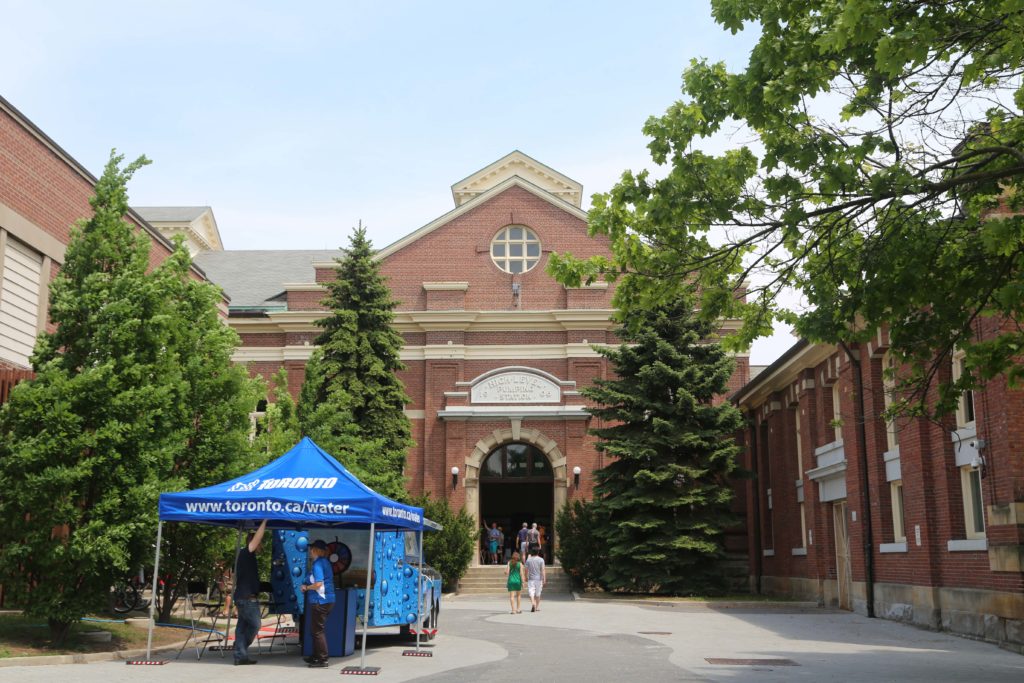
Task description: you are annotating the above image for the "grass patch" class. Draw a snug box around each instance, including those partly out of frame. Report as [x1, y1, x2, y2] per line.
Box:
[0, 614, 196, 658]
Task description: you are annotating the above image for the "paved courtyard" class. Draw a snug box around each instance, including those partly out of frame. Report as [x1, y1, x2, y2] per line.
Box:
[2, 595, 1021, 682]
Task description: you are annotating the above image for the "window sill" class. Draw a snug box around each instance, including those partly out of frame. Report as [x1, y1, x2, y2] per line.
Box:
[762, 549, 775, 557]
[947, 538, 987, 552]
[879, 542, 907, 553]
[791, 548, 807, 556]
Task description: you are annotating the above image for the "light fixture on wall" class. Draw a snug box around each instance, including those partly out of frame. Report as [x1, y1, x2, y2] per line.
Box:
[572, 466, 581, 490]
[451, 466, 460, 490]
[512, 281, 522, 307]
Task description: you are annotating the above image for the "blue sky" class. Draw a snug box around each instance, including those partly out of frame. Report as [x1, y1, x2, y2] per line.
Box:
[1, 1, 796, 363]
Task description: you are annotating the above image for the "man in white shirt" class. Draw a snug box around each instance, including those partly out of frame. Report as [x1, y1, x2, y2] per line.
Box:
[524, 547, 546, 612]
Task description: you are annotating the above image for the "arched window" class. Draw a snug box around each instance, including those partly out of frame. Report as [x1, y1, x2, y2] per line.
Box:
[480, 443, 551, 480]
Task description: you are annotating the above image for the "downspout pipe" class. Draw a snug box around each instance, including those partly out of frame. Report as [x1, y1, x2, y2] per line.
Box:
[839, 341, 876, 619]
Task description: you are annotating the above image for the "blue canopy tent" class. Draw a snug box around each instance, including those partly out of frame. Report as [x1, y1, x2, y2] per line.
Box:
[147, 437, 437, 671]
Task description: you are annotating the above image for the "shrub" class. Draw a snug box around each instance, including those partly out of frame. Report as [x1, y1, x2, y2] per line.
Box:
[415, 494, 476, 592]
[555, 499, 608, 590]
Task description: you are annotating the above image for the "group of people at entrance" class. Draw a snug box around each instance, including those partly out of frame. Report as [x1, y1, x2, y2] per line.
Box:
[505, 545, 546, 614]
[231, 519, 336, 668]
[485, 521, 544, 564]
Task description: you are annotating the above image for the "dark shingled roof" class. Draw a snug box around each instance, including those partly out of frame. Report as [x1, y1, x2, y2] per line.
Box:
[134, 206, 211, 222]
[193, 250, 341, 308]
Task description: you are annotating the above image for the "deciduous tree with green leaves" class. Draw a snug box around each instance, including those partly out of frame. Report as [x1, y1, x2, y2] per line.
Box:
[584, 296, 743, 594]
[253, 367, 303, 460]
[152, 245, 262, 622]
[298, 227, 412, 500]
[551, 0, 1024, 417]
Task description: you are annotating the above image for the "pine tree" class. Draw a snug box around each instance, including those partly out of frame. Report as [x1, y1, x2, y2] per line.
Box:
[298, 226, 412, 500]
[0, 153, 179, 643]
[584, 296, 744, 594]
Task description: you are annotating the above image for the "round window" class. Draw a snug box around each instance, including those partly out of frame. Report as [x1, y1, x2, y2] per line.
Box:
[490, 226, 541, 274]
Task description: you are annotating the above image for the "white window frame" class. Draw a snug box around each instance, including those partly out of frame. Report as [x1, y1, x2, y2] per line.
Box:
[832, 382, 843, 443]
[952, 350, 976, 430]
[882, 350, 900, 451]
[960, 465, 986, 540]
[490, 226, 541, 274]
[890, 480, 906, 542]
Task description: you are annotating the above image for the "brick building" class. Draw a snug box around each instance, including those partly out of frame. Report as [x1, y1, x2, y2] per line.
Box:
[0, 95, 207, 374]
[734, 333, 1024, 650]
[193, 151, 750, 561]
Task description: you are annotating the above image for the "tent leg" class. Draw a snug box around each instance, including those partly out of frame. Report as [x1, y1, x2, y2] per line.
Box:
[222, 526, 244, 658]
[416, 529, 423, 653]
[359, 523, 376, 670]
[145, 521, 163, 660]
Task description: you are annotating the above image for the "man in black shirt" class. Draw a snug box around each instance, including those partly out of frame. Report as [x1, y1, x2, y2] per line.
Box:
[233, 519, 268, 665]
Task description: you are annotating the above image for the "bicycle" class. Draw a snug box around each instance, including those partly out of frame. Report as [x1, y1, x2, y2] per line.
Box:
[112, 569, 151, 614]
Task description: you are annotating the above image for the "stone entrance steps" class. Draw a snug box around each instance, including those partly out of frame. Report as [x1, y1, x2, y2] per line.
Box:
[457, 564, 574, 594]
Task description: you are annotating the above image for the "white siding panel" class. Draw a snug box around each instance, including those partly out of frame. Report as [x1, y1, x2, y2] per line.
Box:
[0, 236, 44, 367]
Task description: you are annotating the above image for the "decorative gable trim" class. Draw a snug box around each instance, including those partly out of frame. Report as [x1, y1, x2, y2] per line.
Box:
[450, 150, 583, 208]
[376, 176, 588, 261]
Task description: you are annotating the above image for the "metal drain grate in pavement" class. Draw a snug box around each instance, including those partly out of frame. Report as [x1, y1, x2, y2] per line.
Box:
[705, 658, 799, 666]
[637, 631, 672, 635]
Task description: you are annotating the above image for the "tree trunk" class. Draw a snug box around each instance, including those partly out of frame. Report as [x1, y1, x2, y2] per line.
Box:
[48, 618, 72, 646]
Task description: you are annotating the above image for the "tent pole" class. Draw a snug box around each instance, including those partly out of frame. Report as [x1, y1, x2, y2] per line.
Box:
[145, 520, 163, 660]
[416, 528, 423, 652]
[223, 526, 244, 658]
[359, 522, 376, 669]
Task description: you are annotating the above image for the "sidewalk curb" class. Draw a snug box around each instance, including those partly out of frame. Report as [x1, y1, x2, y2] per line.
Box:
[571, 593, 819, 610]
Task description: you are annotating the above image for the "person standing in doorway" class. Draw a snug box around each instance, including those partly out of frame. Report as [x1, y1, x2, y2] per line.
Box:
[505, 551, 525, 613]
[517, 523, 529, 560]
[301, 540, 336, 668]
[233, 519, 268, 666]
[487, 522, 501, 565]
[525, 546, 546, 612]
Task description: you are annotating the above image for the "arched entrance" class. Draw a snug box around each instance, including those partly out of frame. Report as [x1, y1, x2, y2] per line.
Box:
[463, 426, 568, 566]
[480, 443, 553, 562]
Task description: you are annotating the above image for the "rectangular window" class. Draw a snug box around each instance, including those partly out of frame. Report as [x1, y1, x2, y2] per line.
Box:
[882, 351, 900, 450]
[890, 481, 906, 542]
[960, 465, 985, 539]
[952, 352, 976, 428]
[0, 234, 45, 367]
[799, 502, 808, 549]
[832, 382, 843, 443]
[794, 410, 803, 478]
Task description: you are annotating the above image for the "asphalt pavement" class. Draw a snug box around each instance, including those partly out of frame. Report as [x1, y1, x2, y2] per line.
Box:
[1, 594, 1021, 682]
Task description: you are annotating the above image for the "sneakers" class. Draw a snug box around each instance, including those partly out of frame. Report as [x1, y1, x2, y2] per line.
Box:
[308, 660, 329, 668]
[234, 658, 257, 666]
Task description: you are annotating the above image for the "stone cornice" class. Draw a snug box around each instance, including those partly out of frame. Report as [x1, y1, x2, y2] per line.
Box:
[422, 281, 470, 291]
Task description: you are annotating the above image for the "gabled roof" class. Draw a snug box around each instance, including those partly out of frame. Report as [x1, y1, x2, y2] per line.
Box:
[194, 249, 341, 308]
[377, 173, 588, 260]
[451, 150, 583, 208]
[134, 206, 210, 223]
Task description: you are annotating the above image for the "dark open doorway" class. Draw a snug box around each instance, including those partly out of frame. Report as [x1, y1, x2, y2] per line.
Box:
[479, 443, 553, 563]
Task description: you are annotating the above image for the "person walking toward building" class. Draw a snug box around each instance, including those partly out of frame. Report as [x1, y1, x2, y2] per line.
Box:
[527, 522, 540, 554]
[233, 519, 268, 666]
[517, 523, 529, 559]
[301, 539, 336, 668]
[505, 551, 525, 614]
[525, 546, 546, 612]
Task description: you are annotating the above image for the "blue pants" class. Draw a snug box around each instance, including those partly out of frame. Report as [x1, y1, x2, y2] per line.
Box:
[233, 598, 261, 663]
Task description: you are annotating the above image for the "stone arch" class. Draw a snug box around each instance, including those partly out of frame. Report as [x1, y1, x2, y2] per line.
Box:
[463, 426, 567, 562]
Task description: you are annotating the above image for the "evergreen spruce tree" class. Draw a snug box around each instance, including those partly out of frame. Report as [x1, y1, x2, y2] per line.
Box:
[298, 226, 412, 500]
[584, 295, 744, 594]
[0, 153, 179, 643]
